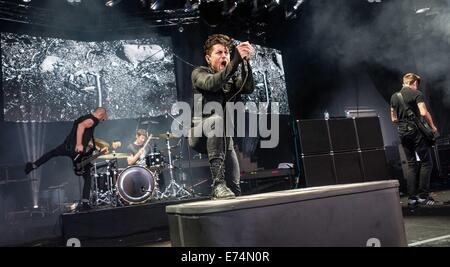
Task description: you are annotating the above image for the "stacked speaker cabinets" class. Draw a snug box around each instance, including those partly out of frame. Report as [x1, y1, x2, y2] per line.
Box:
[298, 116, 388, 187]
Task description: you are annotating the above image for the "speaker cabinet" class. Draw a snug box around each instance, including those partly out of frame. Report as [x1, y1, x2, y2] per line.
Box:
[334, 152, 364, 184]
[298, 117, 387, 187]
[355, 117, 384, 150]
[328, 118, 358, 152]
[302, 154, 336, 187]
[298, 119, 330, 155]
[361, 149, 389, 182]
[303, 150, 388, 187]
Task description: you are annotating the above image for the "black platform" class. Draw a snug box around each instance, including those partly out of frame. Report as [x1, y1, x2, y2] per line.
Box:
[61, 197, 207, 247]
[167, 181, 407, 247]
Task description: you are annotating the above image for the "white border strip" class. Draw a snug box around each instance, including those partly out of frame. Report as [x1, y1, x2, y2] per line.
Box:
[408, 234, 450, 247]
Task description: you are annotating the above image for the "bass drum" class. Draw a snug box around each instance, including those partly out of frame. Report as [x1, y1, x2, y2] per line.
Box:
[116, 165, 155, 204]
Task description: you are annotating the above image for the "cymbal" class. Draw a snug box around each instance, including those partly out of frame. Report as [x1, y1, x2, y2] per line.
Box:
[159, 133, 178, 139]
[141, 120, 160, 125]
[98, 153, 129, 159]
[160, 145, 178, 152]
[95, 138, 110, 149]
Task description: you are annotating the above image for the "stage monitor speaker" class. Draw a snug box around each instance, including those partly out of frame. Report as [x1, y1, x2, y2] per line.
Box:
[302, 154, 336, 187]
[361, 149, 389, 182]
[355, 117, 384, 150]
[437, 144, 450, 166]
[327, 118, 358, 152]
[297, 119, 330, 155]
[334, 152, 364, 184]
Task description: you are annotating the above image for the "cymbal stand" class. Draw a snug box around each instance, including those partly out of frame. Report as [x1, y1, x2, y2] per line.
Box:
[161, 134, 192, 199]
[151, 167, 164, 200]
[161, 113, 193, 199]
[91, 159, 117, 207]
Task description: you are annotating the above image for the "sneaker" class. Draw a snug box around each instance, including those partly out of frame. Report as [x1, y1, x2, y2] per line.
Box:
[25, 162, 37, 175]
[211, 183, 235, 200]
[418, 196, 437, 206]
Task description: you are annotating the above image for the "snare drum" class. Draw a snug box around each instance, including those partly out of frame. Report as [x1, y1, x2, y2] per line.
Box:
[145, 152, 164, 170]
[116, 165, 156, 204]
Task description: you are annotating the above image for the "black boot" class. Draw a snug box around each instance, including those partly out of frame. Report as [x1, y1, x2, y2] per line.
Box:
[210, 158, 235, 199]
[25, 162, 37, 175]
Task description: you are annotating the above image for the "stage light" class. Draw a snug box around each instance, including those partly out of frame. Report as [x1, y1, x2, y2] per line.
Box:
[67, 0, 82, 6]
[105, 0, 123, 7]
[293, 0, 304, 10]
[19, 120, 47, 213]
[222, 0, 238, 16]
[150, 0, 163, 10]
[264, 0, 280, 12]
[185, 0, 200, 12]
[285, 0, 304, 20]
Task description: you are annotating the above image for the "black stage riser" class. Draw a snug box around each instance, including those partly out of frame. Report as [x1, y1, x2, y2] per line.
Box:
[61, 198, 207, 247]
[167, 181, 407, 247]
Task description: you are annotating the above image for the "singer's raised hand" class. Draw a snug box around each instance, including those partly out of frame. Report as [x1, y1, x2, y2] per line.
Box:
[236, 42, 254, 60]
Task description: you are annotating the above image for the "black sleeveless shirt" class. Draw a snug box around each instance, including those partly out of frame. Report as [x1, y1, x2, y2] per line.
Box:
[64, 113, 100, 152]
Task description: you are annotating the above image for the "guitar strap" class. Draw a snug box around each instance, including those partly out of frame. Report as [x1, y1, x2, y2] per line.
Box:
[396, 92, 416, 120]
[91, 134, 95, 153]
[396, 92, 436, 143]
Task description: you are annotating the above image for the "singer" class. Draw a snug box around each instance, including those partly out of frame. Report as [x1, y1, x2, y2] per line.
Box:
[188, 34, 255, 199]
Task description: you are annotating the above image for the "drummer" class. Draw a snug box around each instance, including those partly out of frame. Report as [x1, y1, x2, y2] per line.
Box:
[127, 129, 148, 166]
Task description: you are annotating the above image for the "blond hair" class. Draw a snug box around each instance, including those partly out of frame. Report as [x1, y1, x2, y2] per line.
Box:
[403, 73, 421, 86]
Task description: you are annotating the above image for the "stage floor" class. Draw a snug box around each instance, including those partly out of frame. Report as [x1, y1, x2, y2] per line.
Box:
[1, 189, 450, 247]
[401, 190, 450, 247]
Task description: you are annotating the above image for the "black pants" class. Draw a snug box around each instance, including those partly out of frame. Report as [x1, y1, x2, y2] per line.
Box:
[398, 122, 433, 198]
[188, 115, 241, 196]
[34, 143, 92, 201]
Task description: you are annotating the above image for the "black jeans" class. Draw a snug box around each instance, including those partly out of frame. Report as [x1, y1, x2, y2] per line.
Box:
[34, 143, 92, 201]
[188, 115, 241, 196]
[398, 122, 433, 198]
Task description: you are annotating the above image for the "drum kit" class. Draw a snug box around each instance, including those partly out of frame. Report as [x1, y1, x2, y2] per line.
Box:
[89, 133, 193, 208]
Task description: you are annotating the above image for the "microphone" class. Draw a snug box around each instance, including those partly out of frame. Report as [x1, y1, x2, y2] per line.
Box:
[231, 39, 249, 68]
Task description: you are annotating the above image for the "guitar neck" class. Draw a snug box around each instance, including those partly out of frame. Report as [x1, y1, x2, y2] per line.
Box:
[80, 150, 102, 166]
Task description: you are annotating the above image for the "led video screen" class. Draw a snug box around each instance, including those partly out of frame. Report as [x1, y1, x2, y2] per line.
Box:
[241, 43, 289, 115]
[1, 33, 177, 122]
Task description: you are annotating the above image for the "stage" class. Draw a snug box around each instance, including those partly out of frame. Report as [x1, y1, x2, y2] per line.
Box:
[1, 185, 450, 247]
[1, 0, 450, 250]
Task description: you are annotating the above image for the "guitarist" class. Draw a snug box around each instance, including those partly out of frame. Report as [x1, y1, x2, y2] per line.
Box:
[24, 107, 108, 211]
[390, 73, 438, 210]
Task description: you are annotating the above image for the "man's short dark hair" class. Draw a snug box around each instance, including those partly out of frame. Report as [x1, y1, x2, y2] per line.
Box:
[204, 34, 232, 56]
[136, 129, 147, 137]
